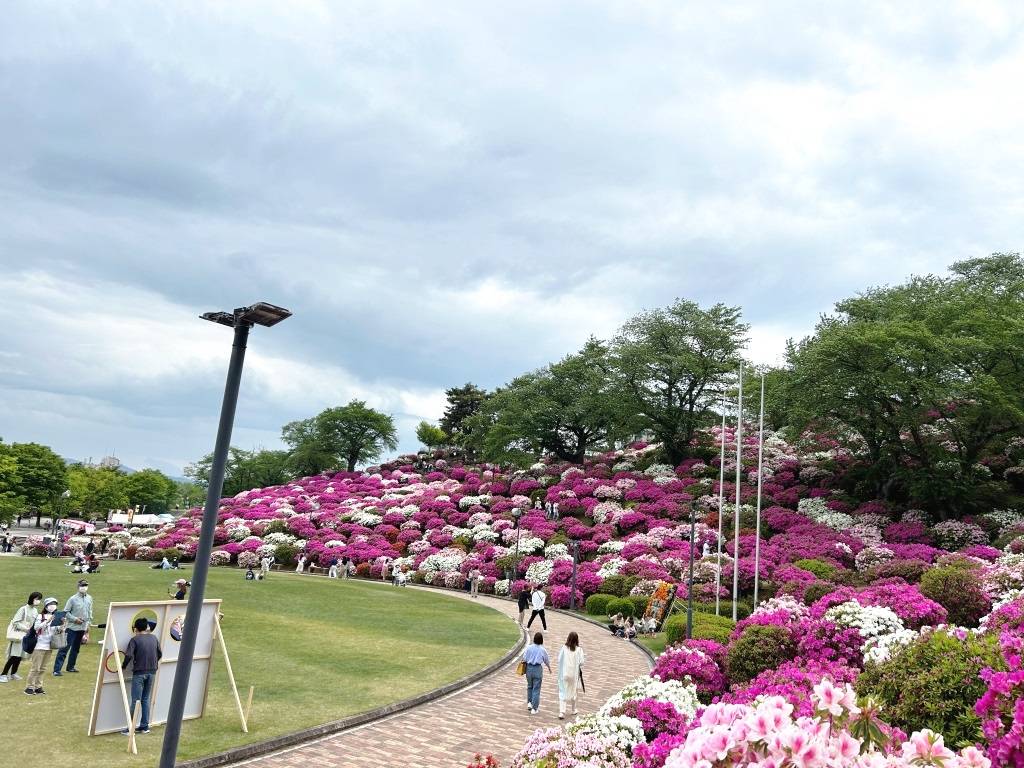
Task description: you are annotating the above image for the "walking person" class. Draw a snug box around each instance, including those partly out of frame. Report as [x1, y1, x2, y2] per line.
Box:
[1, 592, 41, 683]
[260, 554, 273, 578]
[54, 579, 93, 675]
[557, 632, 585, 719]
[527, 585, 548, 631]
[517, 588, 531, 628]
[328, 558, 338, 579]
[120, 617, 162, 735]
[468, 567, 482, 598]
[295, 554, 307, 574]
[522, 632, 552, 715]
[25, 597, 61, 694]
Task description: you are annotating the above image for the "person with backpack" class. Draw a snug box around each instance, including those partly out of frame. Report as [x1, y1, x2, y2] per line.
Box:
[121, 617, 162, 734]
[53, 579, 93, 676]
[25, 597, 61, 694]
[1, 591, 41, 683]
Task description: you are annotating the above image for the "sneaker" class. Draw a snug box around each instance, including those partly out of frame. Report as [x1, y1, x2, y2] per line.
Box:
[12, 673, 23, 680]
[0, 675, 8, 683]
[24, 688, 34, 695]
[52, 671, 62, 676]
[529, 708, 538, 715]
[35, 688, 45, 694]
[138, 728, 151, 734]
[120, 729, 131, 736]
[66, 668, 79, 673]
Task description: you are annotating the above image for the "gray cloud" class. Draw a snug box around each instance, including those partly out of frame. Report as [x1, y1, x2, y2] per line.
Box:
[1, 0, 1023, 473]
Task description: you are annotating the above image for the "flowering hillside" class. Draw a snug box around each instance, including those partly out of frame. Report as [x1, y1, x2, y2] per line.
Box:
[86, 426, 1024, 767]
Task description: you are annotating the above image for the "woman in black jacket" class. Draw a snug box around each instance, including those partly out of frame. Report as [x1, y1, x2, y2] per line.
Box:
[517, 588, 531, 628]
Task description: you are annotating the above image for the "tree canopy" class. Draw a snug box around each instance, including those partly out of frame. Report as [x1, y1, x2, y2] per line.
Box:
[67, 465, 129, 521]
[282, 400, 398, 473]
[185, 447, 292, 497]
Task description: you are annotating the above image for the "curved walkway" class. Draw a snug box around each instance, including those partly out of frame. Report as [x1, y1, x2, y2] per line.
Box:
[233, 589, 651, 768]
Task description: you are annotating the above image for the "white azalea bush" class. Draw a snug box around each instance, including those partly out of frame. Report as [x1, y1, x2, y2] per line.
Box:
[599, 676, 700, 720]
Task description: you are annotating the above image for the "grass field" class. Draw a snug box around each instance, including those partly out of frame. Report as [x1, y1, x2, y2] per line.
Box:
[0, 557, 518, 766]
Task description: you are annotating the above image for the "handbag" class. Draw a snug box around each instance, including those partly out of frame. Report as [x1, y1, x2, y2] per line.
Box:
[51, 624, 68, 650]
[21, 627, 37, 655]
[516, 661, 526, 676]
[6, 620, 26, 644]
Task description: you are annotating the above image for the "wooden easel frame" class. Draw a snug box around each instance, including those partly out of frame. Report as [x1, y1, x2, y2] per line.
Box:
[88, 599, 247, 747]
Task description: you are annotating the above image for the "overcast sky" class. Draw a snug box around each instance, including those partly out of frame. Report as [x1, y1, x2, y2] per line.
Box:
[2, 1, 1023, 477]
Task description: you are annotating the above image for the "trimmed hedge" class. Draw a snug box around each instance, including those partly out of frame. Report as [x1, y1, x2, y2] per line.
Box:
[664, 612, 736, 645]
[585, 593, 617, 616]
[605, 597, 637, 618]
[725, 624, 797, 684]
[599, 575, 631, 597]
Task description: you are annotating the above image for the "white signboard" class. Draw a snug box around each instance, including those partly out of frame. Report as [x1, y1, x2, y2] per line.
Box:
[88, 599, 221, 735]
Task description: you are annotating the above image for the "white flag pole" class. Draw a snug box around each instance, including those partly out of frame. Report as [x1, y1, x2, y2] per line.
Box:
[753, 373, 766, 605]
[732, 361, 743, 621]
[715, 388, 727, 616]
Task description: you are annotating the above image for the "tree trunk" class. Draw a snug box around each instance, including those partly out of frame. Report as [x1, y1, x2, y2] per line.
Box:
[347, 454, 358, 472]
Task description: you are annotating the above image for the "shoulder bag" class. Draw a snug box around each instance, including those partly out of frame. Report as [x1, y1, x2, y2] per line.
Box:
[516, 660, 526, 676]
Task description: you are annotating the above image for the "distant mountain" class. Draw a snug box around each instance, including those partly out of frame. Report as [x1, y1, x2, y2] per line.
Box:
[62, 457, 187, 483]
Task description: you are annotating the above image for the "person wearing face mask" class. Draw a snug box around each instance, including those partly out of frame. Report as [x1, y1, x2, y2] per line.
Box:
[26, 597, 60, 694]
[53, 579, 93, 676]
[1, 592, 42, 683]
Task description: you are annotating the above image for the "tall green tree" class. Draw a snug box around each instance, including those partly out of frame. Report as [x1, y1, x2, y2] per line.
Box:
[67, 465, 129, 521]
[185, 448, 292, 497]
[782, 253, 1024, 516]
[471, 339, 641, 464]
[612, 300, 749, 464]
[124, 468, 178, 514]
[281, 417, 337, 476]
[439, 383, 488, 450]
[289, 401, 399, 472]
[8, 442, 68, 526]
[0, 441, 22, 524]
[175, 480, 204, 510]
[415, 421, 448, 449]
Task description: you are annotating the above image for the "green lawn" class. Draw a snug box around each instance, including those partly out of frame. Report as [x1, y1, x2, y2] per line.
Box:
[0, 558, 518, 766]
[638, 632, 667, 657]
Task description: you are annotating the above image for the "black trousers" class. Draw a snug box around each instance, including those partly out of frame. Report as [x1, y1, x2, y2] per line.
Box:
[2, 654, 23, 675]
[527, 609, 547, 630]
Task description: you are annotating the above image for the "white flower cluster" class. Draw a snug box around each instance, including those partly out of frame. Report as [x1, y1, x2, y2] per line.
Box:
[653, 475, 678, 486]
[985, 509, 1024, 535]
[419, 550, 466, 572]
[599, 675, 700, 720]
[594, 485, 622, 500]
[593, 502, 624, 525]
[612, 461, 635, 472]
[561, 467, 585, 481]
[644, 463, 676, 478]
[598, 540, 626, 554]
[458, 495, 491, 509]
[597, 557, 627, 579]
[825, 600, 908, 662]
[855, 545, 895, 572]
[502, 532, 545, 554]
[525, 559, 554, 585]
[350, 511, 382, 527]
[529, 462, 547, 472]
[566, 714, 645, 752]
[863, 627, 918, 665]
[797, 497, 829, 518]
[472, 525, 499, 543]
[544, 543, 570, 559]
[493, 579, 511, 596]
[228, 525, 251, 541]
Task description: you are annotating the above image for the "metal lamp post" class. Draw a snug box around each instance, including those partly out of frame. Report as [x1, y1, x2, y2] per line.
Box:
[159, 303, 291, 768]
[569, 540, 580, 611]
[686, 504, 696, 639]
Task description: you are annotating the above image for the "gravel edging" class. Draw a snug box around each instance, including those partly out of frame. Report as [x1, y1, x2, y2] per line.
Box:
[176, 596, 526, 768]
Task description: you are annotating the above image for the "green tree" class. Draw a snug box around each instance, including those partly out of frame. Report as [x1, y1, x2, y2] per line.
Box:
[8, 442, 68, 526]
[303, 401, 399, 472]
[471, 338, 641, 464]
[415, 421, 448, 449]
[175, 479, 204, 510]
[612, 299, 749, 464]
[782, 253, 1024, 516]
[0, 440, 22, 524]
[185, 447, 293, 497]
[281, 417, 337, 476]
[439, 383, 488, 450]
[124, 468, 178, 514]
[67, 465, 129, 521]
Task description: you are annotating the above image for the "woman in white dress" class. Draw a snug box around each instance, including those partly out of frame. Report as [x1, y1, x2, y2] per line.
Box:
[295, 554, 306, 574]
[557, 631, 585, 719]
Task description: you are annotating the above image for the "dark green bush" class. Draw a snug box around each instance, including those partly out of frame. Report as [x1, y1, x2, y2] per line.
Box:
[664, 612, 736, 645]
[857, 629, 1004, 746]
[264, 519, 288, 535]
[865, 558, 929, 584]
[793, 558, 839, 580]
[803, 581, 837, 606]
[725, 625, 797, 684]
[623, 576, 641, 595]
[162, 547, 182, 562]
[629, 595, 650, 616]
[599, 575, 631, 597]
[919, 566, 991, 627]
[546, 532, 569, 547]
[605, 597, 636, 618]
[274, 543, 298, 566]
[584, 593, 616, 616]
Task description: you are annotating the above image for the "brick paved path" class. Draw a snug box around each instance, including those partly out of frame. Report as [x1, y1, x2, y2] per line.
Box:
[234, 589, 651, 768]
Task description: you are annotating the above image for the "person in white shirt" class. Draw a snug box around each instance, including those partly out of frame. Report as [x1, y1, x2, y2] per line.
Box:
[557, 632, 585, 719]
[527, 586, 548, 630]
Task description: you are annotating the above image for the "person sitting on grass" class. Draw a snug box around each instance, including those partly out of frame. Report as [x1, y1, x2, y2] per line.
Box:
[623, 616, 637, 640]
[121, 617, 162, 735]
[607, 613, 625, 636]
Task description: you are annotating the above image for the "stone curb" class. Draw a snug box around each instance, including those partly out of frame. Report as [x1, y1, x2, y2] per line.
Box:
[176, 591, 526, 768]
